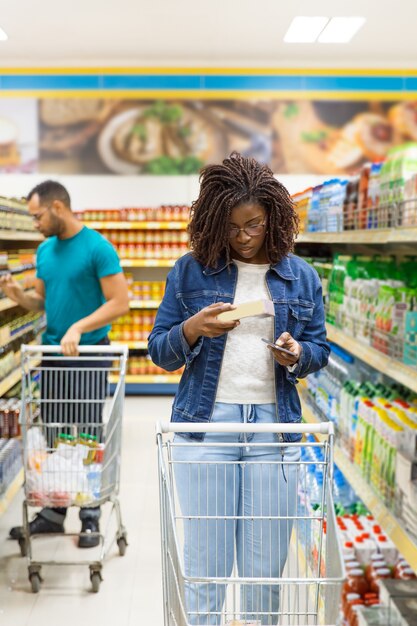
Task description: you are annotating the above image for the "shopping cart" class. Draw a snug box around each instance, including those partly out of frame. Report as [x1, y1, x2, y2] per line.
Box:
[18, 344, 128, 593]
[156, 422, 345, 626]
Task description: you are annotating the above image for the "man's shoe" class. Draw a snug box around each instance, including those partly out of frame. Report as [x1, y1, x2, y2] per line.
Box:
[78, 518, 100, 548]
[9, 513, 65, 540]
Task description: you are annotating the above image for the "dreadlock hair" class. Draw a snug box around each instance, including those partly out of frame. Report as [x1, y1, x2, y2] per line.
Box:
[188, 152, 299, 268]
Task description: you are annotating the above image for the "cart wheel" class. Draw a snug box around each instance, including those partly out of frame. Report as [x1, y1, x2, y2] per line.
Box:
[30, 573, 41, 593]
[91, 572, 101, 593]
[18, 536, 27, 557]
[117, 536, 127, 556]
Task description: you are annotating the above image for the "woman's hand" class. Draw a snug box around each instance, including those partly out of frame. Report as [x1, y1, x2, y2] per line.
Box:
[268, 331, 302, 367]
[183, 302, 239, 347]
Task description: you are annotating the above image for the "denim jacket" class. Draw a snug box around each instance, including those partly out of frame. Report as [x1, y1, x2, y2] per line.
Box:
[148, 252, 330, 441]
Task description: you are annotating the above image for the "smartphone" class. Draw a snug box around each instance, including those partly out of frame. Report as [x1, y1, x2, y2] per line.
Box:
[261, 337, 297, 357]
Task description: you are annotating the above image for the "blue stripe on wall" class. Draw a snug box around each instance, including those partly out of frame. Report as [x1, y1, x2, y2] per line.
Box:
[0, 73, 414, 93]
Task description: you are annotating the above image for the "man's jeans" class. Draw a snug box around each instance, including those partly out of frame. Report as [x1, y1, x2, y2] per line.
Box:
[172, 403, 300, 626]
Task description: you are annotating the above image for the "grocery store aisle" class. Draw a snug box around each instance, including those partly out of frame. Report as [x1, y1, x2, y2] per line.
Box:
[0, 396, 173, 626]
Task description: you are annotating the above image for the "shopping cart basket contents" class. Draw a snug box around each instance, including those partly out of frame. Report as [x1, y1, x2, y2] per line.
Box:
[156, 422, 345, 626]
[19, 344, 128, 593]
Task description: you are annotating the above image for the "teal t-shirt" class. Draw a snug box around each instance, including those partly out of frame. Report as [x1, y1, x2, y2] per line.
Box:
[36, 226, 122, 345]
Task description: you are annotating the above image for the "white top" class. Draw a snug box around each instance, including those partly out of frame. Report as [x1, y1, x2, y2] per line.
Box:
[215, 259, 276, 404]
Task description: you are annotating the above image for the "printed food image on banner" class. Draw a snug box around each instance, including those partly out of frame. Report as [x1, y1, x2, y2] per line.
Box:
[38, 98, 274, 174]
[37, 97, 417, 175]
[271, 100, 408, 174]
[0, 99, 38, 173]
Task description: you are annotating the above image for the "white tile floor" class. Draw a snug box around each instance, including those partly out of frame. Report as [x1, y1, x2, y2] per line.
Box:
[0, 396, 173, 626]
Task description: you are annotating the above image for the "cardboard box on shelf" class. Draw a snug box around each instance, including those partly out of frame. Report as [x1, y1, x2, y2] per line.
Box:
[217, 299, 274, 322]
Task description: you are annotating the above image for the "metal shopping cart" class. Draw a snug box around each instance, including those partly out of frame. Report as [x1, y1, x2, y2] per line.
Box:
[18, 344, 128, 593]
[156, 422, 345, 626]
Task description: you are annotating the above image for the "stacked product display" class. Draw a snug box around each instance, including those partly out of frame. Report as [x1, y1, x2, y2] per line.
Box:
[292, 142, 417, 233]
[326, 254, 417, 367]
[79, 205, 190, 393]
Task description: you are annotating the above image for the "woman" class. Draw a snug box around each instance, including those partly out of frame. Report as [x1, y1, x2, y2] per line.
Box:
[148, 153, 330, 625]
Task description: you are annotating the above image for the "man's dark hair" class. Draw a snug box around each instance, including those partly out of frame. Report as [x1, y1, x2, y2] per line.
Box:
[188, 152, 299, 268]
[27, 180, 71, 209]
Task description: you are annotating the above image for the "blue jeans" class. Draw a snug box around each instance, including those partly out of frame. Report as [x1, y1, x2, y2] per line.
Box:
[172, 403, 301, 625]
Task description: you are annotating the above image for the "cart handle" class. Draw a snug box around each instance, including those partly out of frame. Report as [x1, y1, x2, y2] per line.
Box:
[156, 421, 334, 436]
[21, 344, 129, 356]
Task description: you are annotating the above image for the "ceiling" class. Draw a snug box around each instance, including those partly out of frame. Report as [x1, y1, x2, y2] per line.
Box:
[0, 0, 416, 68]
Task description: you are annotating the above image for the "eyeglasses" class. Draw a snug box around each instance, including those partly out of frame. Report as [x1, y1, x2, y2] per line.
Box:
[228, 222, 266, 239]
[31, 207, 49, 222]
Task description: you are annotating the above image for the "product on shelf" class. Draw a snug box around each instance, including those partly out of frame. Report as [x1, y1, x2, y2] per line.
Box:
[127, 355, 183, 377]
[326, 254, 417, 366]
[293, 143, 417, 234]
[0, 198, 35, 232]
[110, 311, 157, 342]
[79, 205, 190, 223]
[0, 399, 21, 438]
[0, 437, 22, 494]
[107, 229, 189, 260]
[124, 276, 165, 302]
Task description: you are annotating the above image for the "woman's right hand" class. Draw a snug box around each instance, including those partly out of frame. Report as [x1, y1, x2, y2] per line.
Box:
[183, 302, 239, 346]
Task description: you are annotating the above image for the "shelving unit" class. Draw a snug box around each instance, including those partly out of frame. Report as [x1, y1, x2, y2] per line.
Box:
[326, 325, 417, 393]
[297, 226, 417, 245]
[83, 221, 188, 231]
[0, 367, 22, 396]
[300, 393, 417, 573]
[89, 211, 190, 394]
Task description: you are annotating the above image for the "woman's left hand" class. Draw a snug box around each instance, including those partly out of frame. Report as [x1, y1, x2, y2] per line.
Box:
[267, 331, 302, 367]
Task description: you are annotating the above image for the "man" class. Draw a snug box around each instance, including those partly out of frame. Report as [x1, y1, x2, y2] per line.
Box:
[0, 180, 129, 548]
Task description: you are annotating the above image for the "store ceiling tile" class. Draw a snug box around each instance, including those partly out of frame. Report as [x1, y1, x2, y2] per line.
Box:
[0, 0, 416, 67]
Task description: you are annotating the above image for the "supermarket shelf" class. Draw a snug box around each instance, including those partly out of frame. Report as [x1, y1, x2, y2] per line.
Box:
[121, 259, 176, 268]
[297, 227, 417, 245]
[326, 325, 417, 393]
[109, 373, 180, 395]
[112, 340, 148, 350]
[130, 300, 161, 309]
[0, 324, 36, 350]
[0, 230, 42, 242]
[300, 395, 417, 574]
[0, 290, 35, 313]
[83, 221, 188, 230]
[111, 374, 181, 384]
[0, 367, 22, 396]
[0, 468, 23, 517]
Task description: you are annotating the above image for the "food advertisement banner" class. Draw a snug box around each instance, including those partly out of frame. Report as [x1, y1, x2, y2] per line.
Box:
[0, 95, 416, 175]
[0, 99, 38, 173]
[37, 98, 417, 175]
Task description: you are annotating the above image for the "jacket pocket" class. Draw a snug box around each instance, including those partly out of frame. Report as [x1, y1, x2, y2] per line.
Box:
[287, 300, 314, 339]
[179, 292, 218, 318]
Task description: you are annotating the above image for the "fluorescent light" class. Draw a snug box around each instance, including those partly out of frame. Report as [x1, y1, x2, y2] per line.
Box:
[0, 28, 8, 42]
[318, 17, 365, 43]
[284, 16, 329, 43]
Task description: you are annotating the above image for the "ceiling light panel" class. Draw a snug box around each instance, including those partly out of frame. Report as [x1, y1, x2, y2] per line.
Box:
[0, 27, 8, 41]
[318, 16, 366, 43]
[284, 16, 329, 43]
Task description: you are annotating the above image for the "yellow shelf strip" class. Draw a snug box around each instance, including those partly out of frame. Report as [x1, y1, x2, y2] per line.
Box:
[83, 221, 188, 230]
[0, 468, 24, 517]
[110, 374, 181, 384]
[130, 300, 161, 309]
[300, 395, 417, 574]
[121, 259, 176, 268]
[112, 340, 148, 350]
[326, 325, 417, 393]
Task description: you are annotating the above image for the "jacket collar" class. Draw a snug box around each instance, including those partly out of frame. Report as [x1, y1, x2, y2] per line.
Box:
[203, 254, 298, 280]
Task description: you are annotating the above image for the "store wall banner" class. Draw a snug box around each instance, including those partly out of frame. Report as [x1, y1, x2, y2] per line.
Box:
[37, 98, 417, 175]
[1, 69, 417, 175]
